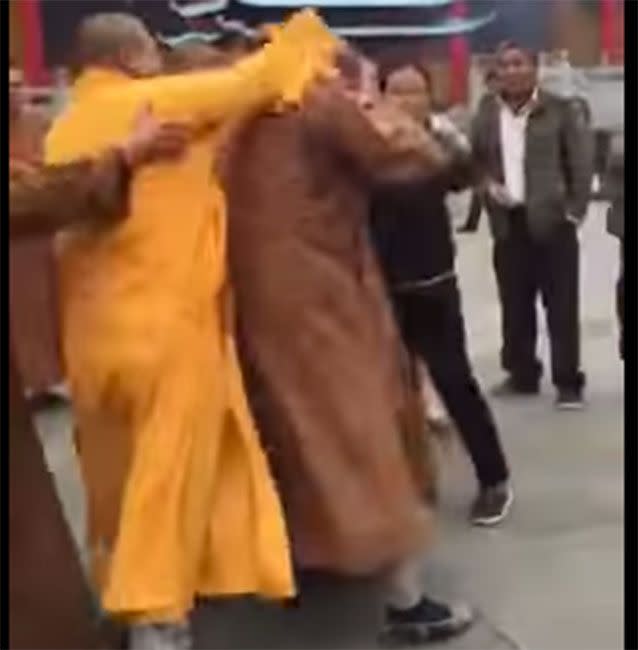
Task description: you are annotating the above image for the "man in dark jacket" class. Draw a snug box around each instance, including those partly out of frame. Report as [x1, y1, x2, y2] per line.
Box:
[371, 65, 513, 528]
[602, 133, 624, 359]
[471, 42, 593, 409]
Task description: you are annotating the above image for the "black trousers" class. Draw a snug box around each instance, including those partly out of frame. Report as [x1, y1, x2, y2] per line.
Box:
[617, 247, 624, 360]
[392, 280, 509, 489]
[594, 130, 612, 177]
[460, 190, 482, 231]
[493, 209, 585, 391]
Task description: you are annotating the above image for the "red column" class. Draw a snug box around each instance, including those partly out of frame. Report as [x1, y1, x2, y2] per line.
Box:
[17, 0, 47, 85]
[600, 0, 616, 64]
[449, 0, 469, 105]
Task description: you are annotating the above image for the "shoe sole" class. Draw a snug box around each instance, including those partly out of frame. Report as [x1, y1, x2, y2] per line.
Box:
[471, 489, 514, 527]
[555, 401, 585, 411]
[380, 617, 473, 646]
[491, 387, 540, 398]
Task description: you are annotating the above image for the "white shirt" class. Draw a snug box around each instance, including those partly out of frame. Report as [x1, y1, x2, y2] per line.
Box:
[498, 89, 538, 205]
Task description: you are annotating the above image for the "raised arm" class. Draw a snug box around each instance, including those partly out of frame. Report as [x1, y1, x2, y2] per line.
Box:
[13, 108, 190, 237]
[125, 10, 337, 126]
[10, 153, 130, 238]
[302, 82, 446, 187]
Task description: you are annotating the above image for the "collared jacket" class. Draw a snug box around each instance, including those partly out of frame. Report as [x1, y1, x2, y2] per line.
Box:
[471, 89, 593, 240]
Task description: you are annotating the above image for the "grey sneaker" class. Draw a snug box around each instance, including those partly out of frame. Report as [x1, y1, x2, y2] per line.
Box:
[129, 623, 192, 650]
[471, 483, 514, 527]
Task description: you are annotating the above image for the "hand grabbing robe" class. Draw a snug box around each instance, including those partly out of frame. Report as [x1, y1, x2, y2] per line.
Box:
[10, 108, 63, 396]
[44, 11, 337, 624]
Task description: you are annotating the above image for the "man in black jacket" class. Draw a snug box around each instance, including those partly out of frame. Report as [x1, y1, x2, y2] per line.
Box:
[602, 133, 624, 359]
[371, 65, 513, 527]
[471, 42, 592, 409]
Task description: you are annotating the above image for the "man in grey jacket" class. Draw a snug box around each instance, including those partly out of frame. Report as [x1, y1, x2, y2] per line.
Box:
[471, 41, 593, 409]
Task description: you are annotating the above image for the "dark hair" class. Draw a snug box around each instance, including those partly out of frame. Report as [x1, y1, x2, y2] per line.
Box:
[496, 40, 539, 67]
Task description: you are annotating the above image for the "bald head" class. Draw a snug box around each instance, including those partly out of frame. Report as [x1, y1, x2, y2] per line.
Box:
[73, 13, 162, 78]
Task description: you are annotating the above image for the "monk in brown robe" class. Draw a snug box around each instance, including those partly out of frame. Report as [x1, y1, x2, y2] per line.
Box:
[9, 64, 66, 402]
[9, 108, 189, 650]
[224, 52, 474, 643]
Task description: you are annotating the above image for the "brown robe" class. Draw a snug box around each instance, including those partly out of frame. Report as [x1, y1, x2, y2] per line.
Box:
[9, 152, 129, 649]
[225, 90, 442, 576]
[10, 108, 63, 395]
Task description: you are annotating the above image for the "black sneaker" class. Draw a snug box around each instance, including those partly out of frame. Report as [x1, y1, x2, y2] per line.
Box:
[456, 224, 477, 234]
[383, 596, 474, 645]
[555, 388, 585, 411]
[470, 483, 514, 527]
[491, 377, 539, 397]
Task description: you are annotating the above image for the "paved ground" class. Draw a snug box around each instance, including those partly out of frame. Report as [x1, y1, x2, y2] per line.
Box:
[35, 197, 624, 650]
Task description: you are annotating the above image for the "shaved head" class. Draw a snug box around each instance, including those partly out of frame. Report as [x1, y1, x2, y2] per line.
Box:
[73, 13, 162, 77]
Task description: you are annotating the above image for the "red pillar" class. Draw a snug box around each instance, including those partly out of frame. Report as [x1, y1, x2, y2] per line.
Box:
[600, 0, 616, 64]
[17, 0, 47, 85]
[449, 0, 469, 105]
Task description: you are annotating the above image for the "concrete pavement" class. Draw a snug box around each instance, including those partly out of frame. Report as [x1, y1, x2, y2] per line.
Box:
[34, 197, 624, 650]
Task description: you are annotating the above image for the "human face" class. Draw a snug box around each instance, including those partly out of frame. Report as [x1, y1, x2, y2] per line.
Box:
[497, 47, 537, 102]
[385, 66, 430, 123]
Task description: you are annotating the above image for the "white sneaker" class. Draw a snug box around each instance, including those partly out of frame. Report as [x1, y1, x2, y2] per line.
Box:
[129, 623, 192, 650]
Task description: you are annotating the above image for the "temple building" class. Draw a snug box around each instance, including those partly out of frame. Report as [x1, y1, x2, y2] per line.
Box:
[10, 0, 625, 106]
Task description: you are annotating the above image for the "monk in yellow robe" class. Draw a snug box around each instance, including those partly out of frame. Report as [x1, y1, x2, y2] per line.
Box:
[45, 10, 337, 649]
[10, 108, 190, 650]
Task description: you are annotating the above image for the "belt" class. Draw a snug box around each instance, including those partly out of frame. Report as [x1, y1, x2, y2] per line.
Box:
[393, 270, 456, 293]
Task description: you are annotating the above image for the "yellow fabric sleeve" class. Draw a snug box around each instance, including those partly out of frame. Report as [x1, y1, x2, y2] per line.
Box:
[121, 9, 337, 125]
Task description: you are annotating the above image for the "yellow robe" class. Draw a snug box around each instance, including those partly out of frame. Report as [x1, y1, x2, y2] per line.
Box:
[44, 11, 336, 623]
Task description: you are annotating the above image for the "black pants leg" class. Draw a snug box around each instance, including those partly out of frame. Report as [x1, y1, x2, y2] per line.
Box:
[594, 130, 612, 178]
[493, 213, 542, 388]
[618, 247, 624, 360]
[537, 223, 585, 391]
[460, 191, 482, 231]
[394, 282, 510, 489]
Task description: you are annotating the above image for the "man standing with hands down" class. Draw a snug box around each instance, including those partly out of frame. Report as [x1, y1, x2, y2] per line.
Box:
[472, 41, 592, 409]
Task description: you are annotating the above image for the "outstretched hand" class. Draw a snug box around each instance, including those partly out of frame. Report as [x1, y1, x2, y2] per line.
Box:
[121, 105, 192, 168]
